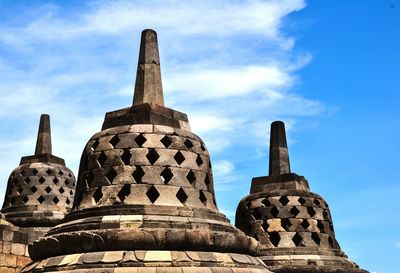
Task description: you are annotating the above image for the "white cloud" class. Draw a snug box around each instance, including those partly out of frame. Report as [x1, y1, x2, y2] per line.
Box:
[0, 0, 305, 45]
[214, 160, 235, 176]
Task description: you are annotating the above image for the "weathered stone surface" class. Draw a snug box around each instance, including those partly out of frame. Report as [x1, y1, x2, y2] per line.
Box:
[2, 114, 76, 227]
[21, 29, 272, 273]
[0, 114, 76, 272]
[235, 121, 369, 273]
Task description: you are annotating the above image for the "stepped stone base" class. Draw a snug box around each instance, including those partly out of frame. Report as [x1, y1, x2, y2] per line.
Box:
[0, 217, 49, 273]
[22, 250, 273, 273]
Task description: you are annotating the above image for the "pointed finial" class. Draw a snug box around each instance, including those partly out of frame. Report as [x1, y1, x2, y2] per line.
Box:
[269, 121, 290, 176]
[133, 29, 165, 106]
[35, 114, 52, 155]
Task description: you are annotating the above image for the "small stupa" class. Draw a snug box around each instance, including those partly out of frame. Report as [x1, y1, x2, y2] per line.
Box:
[235, 121, 369, 273]
[0, 114, 76, 272]
[22, 29, 272, 273]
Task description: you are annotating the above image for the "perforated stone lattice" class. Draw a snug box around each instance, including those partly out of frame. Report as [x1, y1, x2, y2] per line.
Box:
[75, 125, 216, 210]
[4, 164, 76, 209]
[238, 194, 339, 250]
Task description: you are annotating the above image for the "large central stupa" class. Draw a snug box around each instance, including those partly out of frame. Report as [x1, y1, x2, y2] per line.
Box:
[23, 29, 272, 273]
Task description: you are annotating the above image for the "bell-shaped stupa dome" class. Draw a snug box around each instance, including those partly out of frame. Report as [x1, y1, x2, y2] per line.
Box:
[2, 114, 76, 227]
[23, 30, 272, 273]
[235, 121, 369, 273]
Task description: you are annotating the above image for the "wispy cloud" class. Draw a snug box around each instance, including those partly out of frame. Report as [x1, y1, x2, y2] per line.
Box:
[0, 0, 323, 198]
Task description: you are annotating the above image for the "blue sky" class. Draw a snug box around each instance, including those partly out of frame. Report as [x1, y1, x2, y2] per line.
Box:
[0, 1, 398, 272]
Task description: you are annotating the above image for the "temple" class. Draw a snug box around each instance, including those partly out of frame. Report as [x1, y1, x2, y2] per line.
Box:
[235, 121, 368, 273]
[22, 29, 271, 273]
[0, 114, 76, 273]
[0, 29, 368, 273]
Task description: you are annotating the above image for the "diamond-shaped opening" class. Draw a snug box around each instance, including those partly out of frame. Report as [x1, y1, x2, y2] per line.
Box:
[31, 169, 37, 175]
[45, 186, 52, 193]
[328, 236, 334, 248]
[269, 232, 280, 247]
[46, 169, 51, 175]
[290, 206, 300, 217]
[68, 173, 72, 178]
[176, 188, 188, 204]
[53, 177, 59, 184]
[91, 139, 99, 151]
[160, 136, 172, 148]
[301, 219, 310, 230]
[253, 208, 262, 220]
[38, 177, 46, 184]
[199, 190, 207, 205]
[246, 201, 252, 208]
[262, 198, 271, 207]
[184, 139, 193, 149]
[70, 190, 73, 195]
[65, 179, 70, 185]
[317, 221, 325, 233]
[22, 196, 29, 203]
[121, 149, 131, 165]
[281, 218, 292, 231]
[97, 152, 107, 168]
[174, 151, 185, 165]
[200, 143, 206, 151]
[31, 186, 37, 193]
[117, 184, 131, 203]
[24, 177, 31, 184]
[106, 168, 118, 183]
[262, 221, 269, 232]
[307, 206, 316, 217]
[195, 155, 203, 167]
[204, 175, 210, 185]
[160, 168, 173, 184]
[66, 198, 71, 205]
[312, 232, 321, 245]
[323, 210, 329, 219]
[298, 197, 306, 205]
[292, 232, 303, 246]
[314, 199, 321, 206]
[134, 134, 147, 147]
[279, 196, 290, 206]
[146, 149, 160, 165]
[270, 206, 279, 217]
[59, 187, 65, 194]
[109, 135, 120, 148]
[59, 170, 64, 176]
[132, 166, 145, 183]
[53, 196, 59, 204]
[186, 170, 196, 184]
[17, 187, 23, 194]
[37, 196, 45, 204]
[93, 187, 103, 203]
[146, 185, 160, 203]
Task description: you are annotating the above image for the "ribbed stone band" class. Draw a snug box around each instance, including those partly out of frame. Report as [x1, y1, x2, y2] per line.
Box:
[22, 250, 273, 273]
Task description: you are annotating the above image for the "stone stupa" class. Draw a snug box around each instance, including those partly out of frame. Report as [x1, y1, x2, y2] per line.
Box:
[22, 29, 272, 273]
[235, 121, 369, 273]
[1, 114, 76, 273]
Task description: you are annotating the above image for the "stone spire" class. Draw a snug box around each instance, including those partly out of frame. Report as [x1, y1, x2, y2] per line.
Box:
[269, 121, 290, 176]
[235, 121, 369, 273]
[133, 29, 164, 106]
[34, 114, 52, 155]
